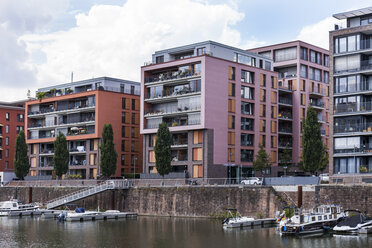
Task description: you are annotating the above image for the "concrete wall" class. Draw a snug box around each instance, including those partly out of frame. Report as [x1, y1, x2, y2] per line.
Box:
[2, 185, 372, 218]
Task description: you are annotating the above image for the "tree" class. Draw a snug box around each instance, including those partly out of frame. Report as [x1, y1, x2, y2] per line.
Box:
[100, 124, 118, 178]
[301, 106, 328, 174]
[14, 130, 30, 180]
[279, 143, 292, 176]
[154, 122, 172, 180]
[253, 144, 271, 175]
[53, 132, 69, 179]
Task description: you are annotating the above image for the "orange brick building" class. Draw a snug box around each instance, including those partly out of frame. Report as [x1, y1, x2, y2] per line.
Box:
[25, 77, 142, 179]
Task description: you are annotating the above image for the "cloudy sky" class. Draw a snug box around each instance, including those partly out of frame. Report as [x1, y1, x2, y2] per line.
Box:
[0, 0, 369, 101]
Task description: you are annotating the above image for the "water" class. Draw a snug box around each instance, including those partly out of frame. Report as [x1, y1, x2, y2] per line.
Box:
[1, 217, 372, 248]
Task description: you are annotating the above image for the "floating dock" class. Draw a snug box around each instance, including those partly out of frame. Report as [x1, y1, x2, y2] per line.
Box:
[65, 212, 137, 222]
[7, 209, 59, 217]
[223, 218, 277, 228]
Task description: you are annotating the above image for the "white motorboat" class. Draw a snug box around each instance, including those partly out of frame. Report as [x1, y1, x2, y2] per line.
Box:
[279, 205, 345, 235]
[333, 210, 372, 233]
[222, 209, 255, 228]
[0, 199, 39, 216]
[58, 207, 102, 221]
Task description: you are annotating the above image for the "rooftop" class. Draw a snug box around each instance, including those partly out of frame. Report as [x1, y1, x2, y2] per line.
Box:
[333, 6, 372, 20]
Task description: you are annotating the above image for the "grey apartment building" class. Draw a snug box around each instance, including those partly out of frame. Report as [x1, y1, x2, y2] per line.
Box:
[330, 7, 372, 183]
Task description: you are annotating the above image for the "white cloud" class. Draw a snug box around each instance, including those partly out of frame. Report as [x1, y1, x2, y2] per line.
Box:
[20, 0, 260, 93]
[296, 17, 345, 50]
[0, 0, 69, 101]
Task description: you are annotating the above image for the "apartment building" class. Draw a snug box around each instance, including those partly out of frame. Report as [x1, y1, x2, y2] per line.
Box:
[250, 41, 330, 173]
[330, 7, 372, 183]
[0, 101, 25, 173]
[25, 77, 142, 179]
[141, 41, 279, 180]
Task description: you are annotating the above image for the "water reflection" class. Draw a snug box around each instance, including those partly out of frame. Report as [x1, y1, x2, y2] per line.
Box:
[0, 217, 372, 248]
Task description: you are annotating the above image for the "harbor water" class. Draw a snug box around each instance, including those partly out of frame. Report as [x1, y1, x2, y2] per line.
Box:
[1, 216, 372, 248]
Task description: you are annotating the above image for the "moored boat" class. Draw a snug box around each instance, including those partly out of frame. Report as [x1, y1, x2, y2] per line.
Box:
[0, 199, 39, 216]
[333, 210, 372, 233]
[279, 205, 345, 235]
[222, 209, 255, 228]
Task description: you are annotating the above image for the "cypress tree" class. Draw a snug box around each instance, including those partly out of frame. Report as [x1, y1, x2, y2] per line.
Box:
[100, 124, 117, 178]
[301, 106, 328, 174]
[279, 143, 292, 176]
[154, 122, 172, 180]
[253, 144, 271, 175]
[14, 130, 30, 180]
[53, 132, 69, 179]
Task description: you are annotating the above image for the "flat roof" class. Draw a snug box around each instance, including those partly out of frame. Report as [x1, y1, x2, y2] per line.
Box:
[154, 40, 272, 61]
[333, 7, 372, 20]
[38, 77, 140, 92]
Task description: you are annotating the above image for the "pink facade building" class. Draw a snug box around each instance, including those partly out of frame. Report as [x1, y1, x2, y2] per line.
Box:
[250, 41, 330, 172]
[141, 41, 279, 180]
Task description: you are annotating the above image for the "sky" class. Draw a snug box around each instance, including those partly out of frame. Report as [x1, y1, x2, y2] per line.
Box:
[0, 0, 370, 101]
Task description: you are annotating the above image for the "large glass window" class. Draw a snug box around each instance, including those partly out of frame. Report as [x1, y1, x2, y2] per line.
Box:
[241, 117, 254, 130]
[241, 86, 254, 100]
[300, 65, 307, 78]
[334, 75, 359, 93]
[300, 47, 308, 60]
[274, 47, 297, 62]
[241, 102, 254, 115]
[241, 149, 254, 162]
[241, 70, 254, 84]
[334, 35, 361, 54]
[324, 71, 329, 84]
[241, 133, 254, 146]
[234, 53, 256, 67]
[324, 55, 329, 67]
[334, 55, 360, 73]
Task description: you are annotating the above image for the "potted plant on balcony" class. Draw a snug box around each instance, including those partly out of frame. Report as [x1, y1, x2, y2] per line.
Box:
[360, 166, 368, 173]
[36, 91, 46, 102]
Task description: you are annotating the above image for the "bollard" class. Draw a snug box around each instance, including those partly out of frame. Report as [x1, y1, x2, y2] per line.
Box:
[297, 185, 303, 208]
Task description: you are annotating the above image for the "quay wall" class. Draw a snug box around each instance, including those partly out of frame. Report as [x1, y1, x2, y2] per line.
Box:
[1, 185, 372, 218]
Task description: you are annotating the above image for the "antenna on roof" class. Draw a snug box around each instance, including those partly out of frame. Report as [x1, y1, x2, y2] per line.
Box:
[71, 72, 74, 83]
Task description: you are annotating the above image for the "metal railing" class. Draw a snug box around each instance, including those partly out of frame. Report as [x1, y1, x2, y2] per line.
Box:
[334, 60, 372, 74]
[334, 102, 372, 114]
[278, 98, 293, 105]
[334, 123, 372, 134]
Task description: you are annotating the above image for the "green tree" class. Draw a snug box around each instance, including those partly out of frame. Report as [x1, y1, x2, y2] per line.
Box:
[53, 132, 69, 179]
[154, 122, 172, 180]
[253, 144, 271, 175]
[14, 130, 30, 180]
[301, 106, 328, 174]
[100, 124, 118, 178]
[279, 143, 293, 176]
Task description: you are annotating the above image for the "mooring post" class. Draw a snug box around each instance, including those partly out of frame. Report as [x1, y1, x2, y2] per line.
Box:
[28, 187, 33, 203]
[297, 185, 303, 208]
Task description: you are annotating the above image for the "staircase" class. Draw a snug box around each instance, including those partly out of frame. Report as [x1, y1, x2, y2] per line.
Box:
[46, 180, 132, 209]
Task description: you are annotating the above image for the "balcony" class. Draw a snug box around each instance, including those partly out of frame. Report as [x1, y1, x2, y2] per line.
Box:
[40, 149, 54, 156]
[278, 127, 292, 135]
[278, 97, 293, 106]
[334, 102, 372, 115]
[145, 71, 201, 86]
[28, 116, 95, 130]
[278, 112, 292, 121]
[69, 146, 86, 153]
[334, 60, 372, 75]
[28, 103, 95, 117]
[278, 142, 293, 149]
[334, 146, 372, 156]
[145, 105, 201, 118]
[70, 160, 87, 166]
[145, 86, 201, 103]
[309, 101, 325, 109]
[334, 123, 372, 135]
[146, 116, 201, 129]
[171, 135, 188, 148]
[309, 88, 326, 97]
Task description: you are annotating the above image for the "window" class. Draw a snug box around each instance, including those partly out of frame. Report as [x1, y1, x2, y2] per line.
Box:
[241, 102, 254, 115]
[5, 137, 8, 145]
[120, 84, 125, 93]
[149, 151, 155, 163]
[5, 149, 9, 158]
[324, 55, 329, 67]
[228, 132, 235, 145]
[131, 86, 135, 95]
[241, 133, 254, 146]
[234, 53, 256, 67]
[334, 75, 358, 93]
[241, 70, 254, 84]
[228, 66, 235, 80]
[131, 155, 136, 166]
[228, 83, 235, 96]
[334, 55, 360, 73]
[271, 106, 277, 118]
[193, 164, 203, 178]
[300, 47, 308, 60]
[16, 126, 23, 134]
[5, 112, 9, 121]
[300, 65, 307, 78]
[260, 120, 266, 132]
[301, 94, 305, 105]
[261, 75, 266, 87]
[260, 89, 266, 101]
[132, 113, 136, 124]
[265, 61, 271, 70]
[324, 71, 329, 84]
[193, 148, 203, 161]
[241, 86, 254, 100]
[121, 140, 125, 152]
[17, 114, 24, 122]
[132, 99, 136, 110]
[274, 47, 297, 62]
[271, 76, 277, 89]
[121, 126, 125, 138]
[241, 149, 253, 162]
[260, 104, 266, 117]
[309, 67, 321, 81]
[122, 112, 126, 123]
[334, 35, 360, 54]
[241, 117, 254, 131]
[260, 135, 266, 147]
[156, 56, 164, 63]
[131, 127, 135, 138]
[271, 136, 277, 148]
[131, 141, 135, 152]
[193, 131, 203, 144]
[197, 47, 206, 56]
[121, 154, 125, 165]
[122, 98, 126, 109]
[228, 115, 235, 129]
[228, 99, 235, 113]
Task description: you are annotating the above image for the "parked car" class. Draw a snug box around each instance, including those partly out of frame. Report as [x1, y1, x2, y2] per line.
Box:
[241, 177, 263, 185]
[319, 173, 329, 182]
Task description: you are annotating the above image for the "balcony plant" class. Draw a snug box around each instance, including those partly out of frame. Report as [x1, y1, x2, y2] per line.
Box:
[360, 166, 368, 173]
[36, 91, 46, 102]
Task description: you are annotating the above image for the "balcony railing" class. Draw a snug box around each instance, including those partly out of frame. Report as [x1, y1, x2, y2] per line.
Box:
[310, 88, 326, 96]
[146, 88, 201, 100]
[334, 102, 372, 114]
[309, 101, 324, 108]
[278, 127, 292, 134]
[334, 123, 372, 134]
[278, 112, 292, 120]
[334, 147, 372, 154]
[278, 73, 297, 79]
[334, 60, 372, 74]
[145, 72, 201, 84]
[279, 98, 293, 105]
[145, 105, 201, 117]
[28, 104, 95, 116]
[146, 118, 201, 129]
[28, 117, 95, 129]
